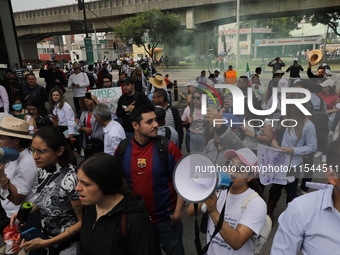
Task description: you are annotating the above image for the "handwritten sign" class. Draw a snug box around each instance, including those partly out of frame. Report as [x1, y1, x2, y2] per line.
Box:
[89, 87, 122, 114]
[257, 144, 291, 185]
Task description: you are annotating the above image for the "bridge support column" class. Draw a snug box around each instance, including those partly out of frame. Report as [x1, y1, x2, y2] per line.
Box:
[18, 38, 40, 65]
[194, 24, 215, 67]
[0, 0, 21, 67]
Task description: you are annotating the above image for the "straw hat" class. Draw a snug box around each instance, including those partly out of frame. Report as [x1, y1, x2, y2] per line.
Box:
[149, 74, 166, 89]
[0, 116, 32, 140]
[308, 49, 323, 66]
[72, 62, 82, 69]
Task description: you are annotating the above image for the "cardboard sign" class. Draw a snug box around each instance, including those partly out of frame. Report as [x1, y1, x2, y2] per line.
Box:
[89, 87, 122, 114]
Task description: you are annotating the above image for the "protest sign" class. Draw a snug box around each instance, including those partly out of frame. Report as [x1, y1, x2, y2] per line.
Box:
[89, 87, 122, 114]
[257, 144, 291, 185]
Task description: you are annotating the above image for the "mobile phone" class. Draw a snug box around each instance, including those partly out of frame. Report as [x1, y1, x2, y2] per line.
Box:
[21, 227, 46, 241]
[85, 92, 92, 100]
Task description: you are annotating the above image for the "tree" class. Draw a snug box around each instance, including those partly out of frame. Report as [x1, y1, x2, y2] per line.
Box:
[305, 13, 340, 36]
[240, 17, 304, 38]
[115, 9, 181, 60]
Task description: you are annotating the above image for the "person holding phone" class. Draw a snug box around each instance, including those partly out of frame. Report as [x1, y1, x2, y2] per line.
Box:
[10, 127, 81, 254]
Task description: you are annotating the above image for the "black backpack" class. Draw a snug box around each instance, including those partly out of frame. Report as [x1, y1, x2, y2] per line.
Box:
[116, 136, 169, 167]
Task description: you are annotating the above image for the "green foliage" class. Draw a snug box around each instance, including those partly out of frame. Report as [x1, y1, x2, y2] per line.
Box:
[241, 16, 304, 38]
[115, 9, 181, 59]
[304, 12, 340, 36]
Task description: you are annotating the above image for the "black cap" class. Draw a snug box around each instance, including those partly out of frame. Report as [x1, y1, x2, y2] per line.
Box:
[154, 106, 166, 122]
[123, 77, 134, 85]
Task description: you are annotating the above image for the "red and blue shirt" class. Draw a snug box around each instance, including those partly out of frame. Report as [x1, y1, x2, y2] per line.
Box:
[119, 137, 182, 223]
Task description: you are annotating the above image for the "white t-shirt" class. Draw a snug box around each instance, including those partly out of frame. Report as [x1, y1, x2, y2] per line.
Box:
[67, 72, 90, 98]
[181, 106, 205, 134]
[206, 188, 267, 255]
[1, 148, 38, 218]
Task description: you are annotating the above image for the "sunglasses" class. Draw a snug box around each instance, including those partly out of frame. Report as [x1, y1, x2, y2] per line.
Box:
[225, 160, 246, 173]
[192, 96, 201, 101]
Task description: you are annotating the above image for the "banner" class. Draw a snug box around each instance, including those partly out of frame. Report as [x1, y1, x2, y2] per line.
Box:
[89, 87, 122, 115]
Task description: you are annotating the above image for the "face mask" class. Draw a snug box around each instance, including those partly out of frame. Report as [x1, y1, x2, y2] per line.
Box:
[12, 104, 22, 111]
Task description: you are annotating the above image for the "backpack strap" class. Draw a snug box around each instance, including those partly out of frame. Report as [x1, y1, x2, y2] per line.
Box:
[164, 127, 171, 141]
[241, 192, 259, 212]
[116, 136, 132, 162]
[155, 136, 169, 167]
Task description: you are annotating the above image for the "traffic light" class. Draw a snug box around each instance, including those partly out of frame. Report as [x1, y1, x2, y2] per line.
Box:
[78, 0, 83, 10]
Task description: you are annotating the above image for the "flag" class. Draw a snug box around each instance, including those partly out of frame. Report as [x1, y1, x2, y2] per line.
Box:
[246, 62, 252, 86]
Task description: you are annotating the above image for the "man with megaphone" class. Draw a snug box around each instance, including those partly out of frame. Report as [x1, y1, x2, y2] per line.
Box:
[0, 116, 38, 252]
[187, 147, 266, 255]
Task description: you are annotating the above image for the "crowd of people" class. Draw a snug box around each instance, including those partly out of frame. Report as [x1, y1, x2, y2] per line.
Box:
[0, 55, 339, 255]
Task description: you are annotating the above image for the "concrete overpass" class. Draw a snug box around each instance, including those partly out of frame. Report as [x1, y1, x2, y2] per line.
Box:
[13, 0, 340, 62]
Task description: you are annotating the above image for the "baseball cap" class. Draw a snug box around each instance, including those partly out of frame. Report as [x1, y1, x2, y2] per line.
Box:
[124, 77, 134, 85]
[224, 148, 258, 167]
[214, 68, 221, 73]
[186, 80, 199, 87]
[274, 69, 285, 75]
[224, 148, 258, 177]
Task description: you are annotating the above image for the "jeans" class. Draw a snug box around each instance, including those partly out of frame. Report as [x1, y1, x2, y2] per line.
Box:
[153, 217, 185, 255]
[185, 131, 206, 153]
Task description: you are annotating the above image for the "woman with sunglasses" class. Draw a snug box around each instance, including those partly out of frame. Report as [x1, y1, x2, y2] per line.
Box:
[11, 127, 81, 254]
[181, 89, 207, 152]
[187, 148, 266, 255]
[76, 153, 157, 255]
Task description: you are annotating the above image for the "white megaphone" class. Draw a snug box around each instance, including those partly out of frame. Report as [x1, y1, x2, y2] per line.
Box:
[173, 153, 232, 203]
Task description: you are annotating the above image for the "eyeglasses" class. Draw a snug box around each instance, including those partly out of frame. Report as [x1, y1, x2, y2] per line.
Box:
[192, 96, 201, 101]
[29, 147, 51, 155]
[225, 160, 246, 173]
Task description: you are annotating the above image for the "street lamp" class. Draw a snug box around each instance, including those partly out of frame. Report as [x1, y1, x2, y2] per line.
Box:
[77, 0, 94, 65]
[236, 0, 240, 71]
[78, 0, 89, 38]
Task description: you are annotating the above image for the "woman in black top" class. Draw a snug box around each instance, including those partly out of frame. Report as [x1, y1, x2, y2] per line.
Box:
[76, 153, 158, 255]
